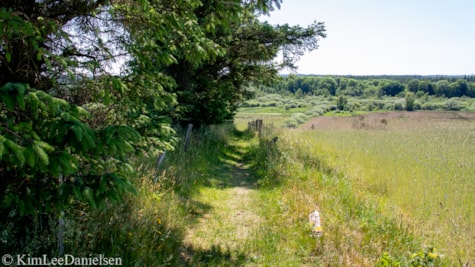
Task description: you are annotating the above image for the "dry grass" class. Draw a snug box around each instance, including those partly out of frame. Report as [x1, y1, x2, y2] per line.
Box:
[77, 112, 471, 266]
[298, 111, 475, 264]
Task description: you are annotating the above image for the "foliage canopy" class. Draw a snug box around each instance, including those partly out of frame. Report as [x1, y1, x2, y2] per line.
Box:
[0, 0, 325, 254]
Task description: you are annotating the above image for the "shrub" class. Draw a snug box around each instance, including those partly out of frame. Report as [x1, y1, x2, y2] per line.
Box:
[420, 102, 445, 111]
[444, 98, 465, 111]
[292, 113, 309, 124]
[405, 93, 415, 111]
[367, 101, 377, 111]
[336, 95, 348, 110]
[266, 101, 279, 107]
[383, 102, 395, 110]
[394, 101, 404, 111]
[284, 103, 298, 110]
[284, 120, 298, 128]
[304, 108, 324, 117]
[413, 101, 422, 110]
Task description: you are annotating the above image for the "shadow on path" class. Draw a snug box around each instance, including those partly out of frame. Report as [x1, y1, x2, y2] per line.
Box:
[178, 128, 262, 266]
[200, 128, 261, 189]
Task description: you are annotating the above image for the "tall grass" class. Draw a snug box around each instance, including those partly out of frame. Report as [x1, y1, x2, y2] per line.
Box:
[30, 124, 239, 265]
[25, 113, 470, 266]
[246, 124, 425, 266]
[292, 115, 474, 264]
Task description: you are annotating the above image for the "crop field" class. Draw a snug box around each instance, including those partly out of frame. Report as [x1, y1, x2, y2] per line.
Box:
[293, 111, 475, 263]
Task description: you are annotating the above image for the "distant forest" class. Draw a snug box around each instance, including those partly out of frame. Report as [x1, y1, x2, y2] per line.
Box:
[265, 75, 475, 98]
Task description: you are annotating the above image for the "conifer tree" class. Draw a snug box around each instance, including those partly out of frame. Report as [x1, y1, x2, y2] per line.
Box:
[1, 0, 326, 253]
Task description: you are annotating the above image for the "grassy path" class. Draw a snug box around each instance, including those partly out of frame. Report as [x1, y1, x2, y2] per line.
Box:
[169, 124, 431, 266]
[179, 132, 263, 266]
[162, 117, 466, 266]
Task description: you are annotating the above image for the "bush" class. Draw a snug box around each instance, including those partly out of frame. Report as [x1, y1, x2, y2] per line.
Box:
[367, 101, 377, 111]
[445, 98, 465, 111]
[405, 94, 416, 111]
[413, 101, 422, 110]
[304, 107, 324, 117]
[394, 101, 404, 111]
[383, 102, 395, 110]
[336, 95, 348, 110]
[284, 103, 298, 110]
[292, 113, 309, 124]
[284, 120, 298, 128]
[266, 101, 279, 107]
[240, 100, 260, 107]
[420, 102, 445, 111]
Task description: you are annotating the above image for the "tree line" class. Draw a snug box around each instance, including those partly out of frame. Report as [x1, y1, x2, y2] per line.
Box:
[0, 0, 326, 254]
[267, 75, 475, 98]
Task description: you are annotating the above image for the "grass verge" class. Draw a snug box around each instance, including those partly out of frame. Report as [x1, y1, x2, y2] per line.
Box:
[29, 117, 453, 266]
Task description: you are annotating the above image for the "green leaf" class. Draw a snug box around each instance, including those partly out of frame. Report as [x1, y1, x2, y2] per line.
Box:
[111, 78, 128, 94]
[83, 187, 96, 208]
[0, 93, 14, 111]
[49, 160, 60, 177]
[99, 175, 108, 192]
[33, 143, 49, 166]
[5, 52, 11, 63]
[18, 200, 26, 216]
[80, 127, 95, 150]
[122, 141, 135, 153]
[36, 140, 54, 153]
[75, 106, 90, 118]
[0, 135, 5, 158]
[24, 147, 36, 167]
[4, 139, 25, 166]
[25, 92, 40, 114]
[61, 112, 71, 121]
[57, 152, 78, 176]
[71, 125, 83, 142]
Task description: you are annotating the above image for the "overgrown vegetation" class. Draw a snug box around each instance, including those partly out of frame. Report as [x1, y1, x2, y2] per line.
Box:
[2, 1, 474, 265]
[248, 122, 422, 266]
[1, 123, 252, 265]
[296, 112, 475, 264]
[1, 109, 470, 265]
[240, 88, 475, 127]
[1, 0, 326, 258]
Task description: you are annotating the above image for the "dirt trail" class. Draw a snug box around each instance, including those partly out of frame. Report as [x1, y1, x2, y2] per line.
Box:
[180, 141, 262, 265]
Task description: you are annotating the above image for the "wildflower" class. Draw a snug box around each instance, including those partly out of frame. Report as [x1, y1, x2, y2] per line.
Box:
[157, 218, 161, 225]
[427, 252, 438, 259]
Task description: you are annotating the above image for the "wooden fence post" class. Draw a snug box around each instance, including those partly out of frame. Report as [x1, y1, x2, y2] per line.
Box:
[247, 119, 263, 136]
[257, 119, 263, 137]
[58, 173, 64, 256]
[184, 123, 193, 151]
[154, 151, 167, 183]
[154, 123, 193, 182]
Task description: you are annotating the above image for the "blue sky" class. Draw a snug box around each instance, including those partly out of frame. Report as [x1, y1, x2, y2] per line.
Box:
[261, 0, 475, 75]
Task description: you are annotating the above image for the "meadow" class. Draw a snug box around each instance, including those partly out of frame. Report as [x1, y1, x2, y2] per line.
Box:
[9, 105, 472, 265]
[305, 112, 474, 262]
[146, 109, 474, 265]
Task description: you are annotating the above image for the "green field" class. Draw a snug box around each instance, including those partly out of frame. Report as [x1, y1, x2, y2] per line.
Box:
[235, 110, 474, 265]
[5, 107, 471, 265]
